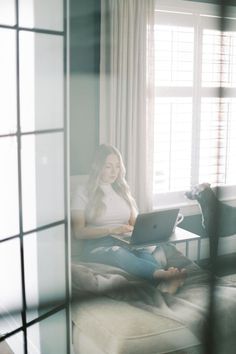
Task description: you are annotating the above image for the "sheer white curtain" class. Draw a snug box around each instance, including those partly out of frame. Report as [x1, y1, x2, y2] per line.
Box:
[100, 0, 155, 211]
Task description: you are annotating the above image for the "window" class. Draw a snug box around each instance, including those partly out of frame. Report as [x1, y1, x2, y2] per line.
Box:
[0, 1, 70, 353]
[153, 1, 236, 206]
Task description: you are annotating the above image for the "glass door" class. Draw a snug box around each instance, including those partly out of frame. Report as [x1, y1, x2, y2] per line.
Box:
[0, 0, 70, 353]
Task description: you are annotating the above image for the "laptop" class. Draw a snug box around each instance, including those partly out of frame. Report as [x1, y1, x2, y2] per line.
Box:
[111, 208, 180, 248]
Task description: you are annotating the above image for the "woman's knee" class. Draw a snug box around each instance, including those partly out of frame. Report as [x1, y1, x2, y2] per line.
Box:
[104, 245, 133, 265]
[109, 245, 131, 256]
[85, 245, 127, 264]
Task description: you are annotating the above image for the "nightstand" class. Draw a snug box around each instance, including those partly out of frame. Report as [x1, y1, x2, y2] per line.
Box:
[169, 227, 201, 259]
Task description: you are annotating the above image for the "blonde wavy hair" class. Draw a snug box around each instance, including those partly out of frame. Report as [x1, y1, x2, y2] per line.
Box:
[85, 144, 137, 220]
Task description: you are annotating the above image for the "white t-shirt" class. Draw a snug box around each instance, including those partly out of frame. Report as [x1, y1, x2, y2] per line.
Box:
[71, 183, 131, 228]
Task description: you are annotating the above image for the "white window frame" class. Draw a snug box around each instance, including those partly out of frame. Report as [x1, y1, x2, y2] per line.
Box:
[153, 0, 236, 211]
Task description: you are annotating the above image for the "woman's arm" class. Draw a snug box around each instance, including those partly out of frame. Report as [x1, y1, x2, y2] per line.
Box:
[129, 209, 137, 226]
[71, 210, 133, 240]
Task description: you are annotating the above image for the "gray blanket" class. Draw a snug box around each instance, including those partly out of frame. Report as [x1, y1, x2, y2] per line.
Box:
[72, 243, 236, 354]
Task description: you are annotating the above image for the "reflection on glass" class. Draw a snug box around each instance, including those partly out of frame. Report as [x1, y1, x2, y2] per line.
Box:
[0, 0, 16, 26]
[19, 0, 63, 31]
[21, 133, 64, 231]
[24, 225, 66, 321]
[27, 310, 67, 354]
[3, 332, 24, 354]
[0, 137, 19, 239]
[0, 239, 22, 334]
[20, 31, 64, 132]
[0, 29, 17, 135]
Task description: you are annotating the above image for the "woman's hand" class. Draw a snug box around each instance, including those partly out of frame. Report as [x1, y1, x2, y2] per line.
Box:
[71, 210, 134, 239]
[110, 224, 134, 235]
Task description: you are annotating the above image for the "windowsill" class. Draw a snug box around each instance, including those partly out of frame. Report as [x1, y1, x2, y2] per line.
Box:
[153, 184, 236, 215]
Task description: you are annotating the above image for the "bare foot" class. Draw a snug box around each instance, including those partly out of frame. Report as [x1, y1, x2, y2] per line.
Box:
[153, 267, 187, 281]
[158, 278, 184, 295]
[155, 268, 187, 295]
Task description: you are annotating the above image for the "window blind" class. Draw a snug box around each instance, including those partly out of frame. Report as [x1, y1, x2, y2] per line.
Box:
[153, 8, 236, 198]
[202, 29, 236, 88]
[154, 97, 192, 193]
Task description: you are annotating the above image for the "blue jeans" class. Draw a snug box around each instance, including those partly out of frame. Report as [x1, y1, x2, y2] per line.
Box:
[80, 237, 162, 281]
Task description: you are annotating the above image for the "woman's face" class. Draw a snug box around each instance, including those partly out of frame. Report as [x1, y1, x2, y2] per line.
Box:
[100, 153, 120, 184]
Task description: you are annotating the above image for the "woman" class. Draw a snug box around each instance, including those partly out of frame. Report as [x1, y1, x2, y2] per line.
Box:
[71, 144, 186, 293]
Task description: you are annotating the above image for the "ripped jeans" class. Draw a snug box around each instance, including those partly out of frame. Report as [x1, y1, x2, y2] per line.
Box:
[80, 236, 162, 281]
